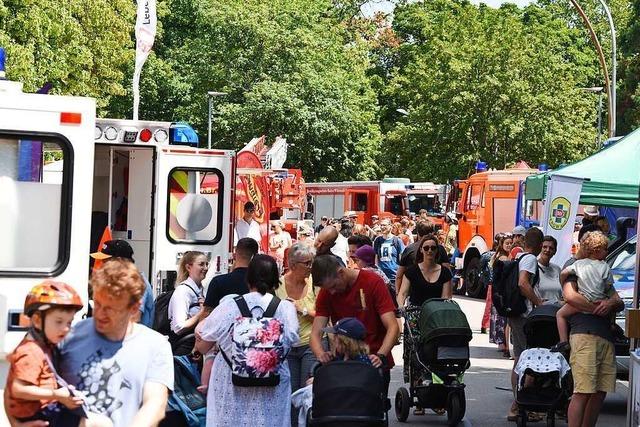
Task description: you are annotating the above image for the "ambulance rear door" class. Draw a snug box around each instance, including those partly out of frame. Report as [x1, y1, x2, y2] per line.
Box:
[0, 90, 95, 357]
[154, 146, 235, 293]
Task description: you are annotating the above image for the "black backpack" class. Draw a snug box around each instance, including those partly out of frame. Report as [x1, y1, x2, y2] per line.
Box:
[479, 251, 495, 291]
[492, 254, 538, 318]
[153, 283, 199, 336]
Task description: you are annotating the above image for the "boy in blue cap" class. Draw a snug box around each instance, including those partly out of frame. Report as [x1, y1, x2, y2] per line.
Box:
[323, 317, 371, 364]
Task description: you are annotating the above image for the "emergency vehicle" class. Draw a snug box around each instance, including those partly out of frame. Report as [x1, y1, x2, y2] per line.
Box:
[234, 136, 307, 252]
[0, 61, 235, 375]
[306, 178, 410, 225]
[405, 181, 448, 226]
[447, 161, 541, 297]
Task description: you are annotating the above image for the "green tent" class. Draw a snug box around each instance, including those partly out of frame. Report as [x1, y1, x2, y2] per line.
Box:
[525, 128, 640, 208]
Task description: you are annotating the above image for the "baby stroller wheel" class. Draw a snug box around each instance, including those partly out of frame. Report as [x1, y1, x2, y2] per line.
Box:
[516, 410, 527, 427]
[546, 412, 555, 427]
[395, 387, 411, 422]
[446, 390, 465, 426]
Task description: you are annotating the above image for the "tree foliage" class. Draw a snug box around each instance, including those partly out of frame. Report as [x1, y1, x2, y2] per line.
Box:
[379, 0, 598, 182]
[618, 0, 640, 134]
[3, 0, 639, 183]
[107, 0, 382, 181]
[0, 0, 134, 109]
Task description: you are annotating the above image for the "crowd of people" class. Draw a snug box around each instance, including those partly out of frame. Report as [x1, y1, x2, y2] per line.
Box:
[477, 207, 623, 426]
[3, 203, 625, 427]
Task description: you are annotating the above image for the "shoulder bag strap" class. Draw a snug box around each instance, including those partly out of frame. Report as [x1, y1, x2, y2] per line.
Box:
[181, 282, 201, 309]
[233, 295, 252, 317]
[219, 347, 233, 368]
[263, 296, 281, 318]
[42, 350, 67, 387]
[181, 281, 200, 298]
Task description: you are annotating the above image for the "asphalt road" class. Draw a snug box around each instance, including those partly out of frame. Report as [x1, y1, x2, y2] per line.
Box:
[387, 296, 629, 427]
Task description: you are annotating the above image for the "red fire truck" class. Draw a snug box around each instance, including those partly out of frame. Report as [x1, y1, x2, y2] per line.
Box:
[306, 178, 410, 225]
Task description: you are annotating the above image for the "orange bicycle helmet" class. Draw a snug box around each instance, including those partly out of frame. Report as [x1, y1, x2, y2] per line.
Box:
[24, 281, 83, 316]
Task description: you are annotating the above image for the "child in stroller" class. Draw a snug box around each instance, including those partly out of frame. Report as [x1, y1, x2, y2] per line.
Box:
[514, 304, 572, 427]
[395, 298, 471, 426]
[302, 317, 390, 427]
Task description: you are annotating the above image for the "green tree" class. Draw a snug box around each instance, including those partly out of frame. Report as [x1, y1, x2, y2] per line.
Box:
[618, 0, 640, 134]
[538, 0, 632, 136]
[0, 0, 134, 109]
[107, 0, 383, 181]
[380, 0, 598, 182]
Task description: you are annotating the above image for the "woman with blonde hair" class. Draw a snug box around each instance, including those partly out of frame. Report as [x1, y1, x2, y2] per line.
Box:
[168, 251, 208, 354]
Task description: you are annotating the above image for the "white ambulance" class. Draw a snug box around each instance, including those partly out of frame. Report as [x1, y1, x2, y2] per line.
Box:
[0, 64, 235, 384]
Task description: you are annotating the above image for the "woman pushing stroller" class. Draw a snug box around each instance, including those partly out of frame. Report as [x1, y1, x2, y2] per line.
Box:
[396, 234, 453, 415]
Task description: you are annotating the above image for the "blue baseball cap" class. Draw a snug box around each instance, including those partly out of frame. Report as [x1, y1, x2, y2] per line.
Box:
[322, 317, 366, 340]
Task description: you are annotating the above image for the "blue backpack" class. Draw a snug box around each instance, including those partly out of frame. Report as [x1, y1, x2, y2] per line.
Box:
[165, 355, 206, 427]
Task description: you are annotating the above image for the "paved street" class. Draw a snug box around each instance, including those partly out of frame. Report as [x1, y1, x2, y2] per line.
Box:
[387, 296, 628, 427]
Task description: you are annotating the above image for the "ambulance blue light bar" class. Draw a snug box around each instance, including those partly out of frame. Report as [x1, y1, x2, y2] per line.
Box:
[170, 122, 199, 147]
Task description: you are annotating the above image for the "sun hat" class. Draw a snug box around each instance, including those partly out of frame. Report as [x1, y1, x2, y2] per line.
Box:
[583, 206, 599, 217]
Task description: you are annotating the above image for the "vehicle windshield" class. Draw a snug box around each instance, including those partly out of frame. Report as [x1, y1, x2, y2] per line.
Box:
[608, 236, 637, 309]
[385, 195, 405, 215]
[408, 194, 441, 214]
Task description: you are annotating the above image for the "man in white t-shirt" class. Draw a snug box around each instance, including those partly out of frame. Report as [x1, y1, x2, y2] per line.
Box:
[234, 201, 262, 247]
[331, 220, 350, 266]
[507, 227, 544, 421]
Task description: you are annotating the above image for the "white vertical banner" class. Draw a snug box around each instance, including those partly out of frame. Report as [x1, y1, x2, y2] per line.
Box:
[132, 0, 157, 121]
[542, 175, 584, 266]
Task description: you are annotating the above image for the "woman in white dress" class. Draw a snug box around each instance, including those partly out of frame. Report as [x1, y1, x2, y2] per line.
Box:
[199, 254, 299, 427]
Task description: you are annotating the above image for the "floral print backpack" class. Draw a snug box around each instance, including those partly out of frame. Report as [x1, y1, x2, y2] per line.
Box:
[220, 295, 286, 386]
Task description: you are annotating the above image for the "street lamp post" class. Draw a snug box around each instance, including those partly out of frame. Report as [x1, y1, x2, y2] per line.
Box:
[597, 0, 617, 137]
[567, 0, 613, 137]
[582, 86, 604, 148]
[207, 91, 227, 149]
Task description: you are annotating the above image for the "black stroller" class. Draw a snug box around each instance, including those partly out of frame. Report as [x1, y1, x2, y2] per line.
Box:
[396, 298, 472, 426]
[515, 304, 572, 427]
[307, 360, 390, 426]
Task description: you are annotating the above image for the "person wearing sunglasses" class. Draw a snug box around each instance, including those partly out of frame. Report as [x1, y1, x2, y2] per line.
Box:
[396, 233, 453, 315]
[275, 243, 319, 426]
[234, 201, 262, 248]
[396, 234, 452, 415]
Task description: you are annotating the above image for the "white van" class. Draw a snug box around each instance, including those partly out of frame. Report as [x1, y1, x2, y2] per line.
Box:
[0, 77, 235, 388]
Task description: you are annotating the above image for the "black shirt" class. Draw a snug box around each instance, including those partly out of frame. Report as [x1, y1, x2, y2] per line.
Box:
[204, 267, 249, 309]
[569, 313, 614, 342]
[399, 241, 448, 267]
[405, 264, 453, 307]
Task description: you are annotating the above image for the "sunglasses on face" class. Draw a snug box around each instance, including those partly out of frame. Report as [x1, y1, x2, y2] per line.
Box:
[422, 245, 438, 252]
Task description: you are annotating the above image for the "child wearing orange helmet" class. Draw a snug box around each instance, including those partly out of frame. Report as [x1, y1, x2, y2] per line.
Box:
[5, 281, 111, 427]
